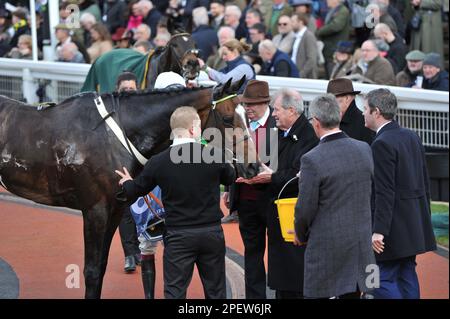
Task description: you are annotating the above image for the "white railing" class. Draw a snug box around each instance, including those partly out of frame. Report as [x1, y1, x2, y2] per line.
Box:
[0, 58, 448, 149]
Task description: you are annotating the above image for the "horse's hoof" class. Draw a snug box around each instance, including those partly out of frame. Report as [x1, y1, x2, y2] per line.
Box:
[124, 255, 136, 272]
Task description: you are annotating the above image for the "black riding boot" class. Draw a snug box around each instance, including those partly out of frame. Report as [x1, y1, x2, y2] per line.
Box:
[141, 255, 156, 299]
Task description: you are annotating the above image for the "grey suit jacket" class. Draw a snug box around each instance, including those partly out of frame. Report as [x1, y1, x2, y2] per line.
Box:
[294, 29, 318, 79]
[294, 132, 375, 298]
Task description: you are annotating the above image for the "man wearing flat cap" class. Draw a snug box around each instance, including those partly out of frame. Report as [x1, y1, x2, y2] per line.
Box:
[223, 79, 276, 299]
[330, 41, 354, 80]
[327, 78, 374, 144]
[396, 50, 425, 87]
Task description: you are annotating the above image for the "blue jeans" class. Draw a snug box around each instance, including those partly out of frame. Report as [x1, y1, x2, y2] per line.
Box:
[373, 256, 420, 299]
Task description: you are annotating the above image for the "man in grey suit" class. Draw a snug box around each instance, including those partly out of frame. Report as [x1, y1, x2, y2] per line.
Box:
[294, 94, 376, 299]
[290, 12, 318, 79]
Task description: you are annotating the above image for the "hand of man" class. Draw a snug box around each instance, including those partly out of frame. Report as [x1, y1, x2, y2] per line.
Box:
[288, 229, 306, 246]
[222, 191, 230, 209]
[115, 167, 133, 186]
[372, 233, 385, 254]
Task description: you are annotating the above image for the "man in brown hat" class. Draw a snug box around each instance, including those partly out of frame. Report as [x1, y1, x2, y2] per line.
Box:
[222, 79, 276, 298]
[326, 78, 374, 145]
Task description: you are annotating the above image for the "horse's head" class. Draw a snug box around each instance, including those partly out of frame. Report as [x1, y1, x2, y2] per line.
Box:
[167, 33, 200, 81]
[200, 77, 260, 179]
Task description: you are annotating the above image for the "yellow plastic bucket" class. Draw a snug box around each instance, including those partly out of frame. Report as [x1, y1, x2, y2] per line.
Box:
[274, 176, 299, 243]
[274, 198, 297, 242]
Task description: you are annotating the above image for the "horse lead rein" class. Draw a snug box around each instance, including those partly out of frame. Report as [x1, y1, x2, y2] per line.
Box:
[94, 96, 148, 166]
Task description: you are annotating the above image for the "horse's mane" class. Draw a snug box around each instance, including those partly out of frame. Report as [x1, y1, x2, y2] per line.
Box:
[59, 91, 97, 104]
[114, 85, 213, 98]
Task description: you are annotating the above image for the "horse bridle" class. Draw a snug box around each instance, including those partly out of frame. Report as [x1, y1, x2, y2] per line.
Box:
[167, 33, 200, 80]
[203, 94, 250, 151]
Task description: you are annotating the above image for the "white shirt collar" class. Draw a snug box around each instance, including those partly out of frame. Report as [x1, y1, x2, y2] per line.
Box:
[171, 137, 197, 147]
[320, 130, 342, 141]
[295, 27, 307, 39]
[376, 121, 392, 134]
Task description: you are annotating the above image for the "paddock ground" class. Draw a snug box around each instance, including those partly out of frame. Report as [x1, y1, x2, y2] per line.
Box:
[0, 188, 448, 299]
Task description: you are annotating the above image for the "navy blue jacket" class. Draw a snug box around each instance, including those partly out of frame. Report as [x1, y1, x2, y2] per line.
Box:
[371, 121, 436, 262]
[261, 50, 300, 78]
[192, 25, 218, 61]
[423, 71, 449, 92]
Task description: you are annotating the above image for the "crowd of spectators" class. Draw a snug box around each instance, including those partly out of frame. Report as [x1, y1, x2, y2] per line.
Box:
[0, 0, 448, 90]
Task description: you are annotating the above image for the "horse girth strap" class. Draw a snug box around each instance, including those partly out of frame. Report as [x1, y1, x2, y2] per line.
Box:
[94, 96, 148, 165]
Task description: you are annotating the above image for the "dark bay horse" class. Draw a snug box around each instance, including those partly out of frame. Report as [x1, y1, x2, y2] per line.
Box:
[81, 33, 200, 94]
[0, 78, 259, 298]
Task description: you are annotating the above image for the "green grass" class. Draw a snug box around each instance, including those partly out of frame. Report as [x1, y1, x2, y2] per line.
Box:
[431, 203, 449, 214]
[431, 202, 448, 248]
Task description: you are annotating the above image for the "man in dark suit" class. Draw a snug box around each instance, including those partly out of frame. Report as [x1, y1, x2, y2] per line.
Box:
[223, 80, 276, 299]
[240, 88, 318, 298]
[363, 88, 437, 299]
[294, 94, 375, 299]
[116, 106, 235, 299]
[327, 78, 374, 145]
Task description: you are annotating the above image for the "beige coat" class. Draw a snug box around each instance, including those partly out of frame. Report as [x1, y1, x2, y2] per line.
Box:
[87, 40, 113, 63]
[272, 31, 296, 54]
[349, 56, 396, 85]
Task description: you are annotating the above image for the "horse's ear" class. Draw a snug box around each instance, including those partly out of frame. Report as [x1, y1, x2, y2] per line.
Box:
[223, 78, 232, 92]
[236, 75, 246, 91]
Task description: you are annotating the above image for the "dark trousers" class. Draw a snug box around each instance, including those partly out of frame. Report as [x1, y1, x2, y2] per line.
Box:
[238, 199, 267, 299]
[373, 256, 420, 299]
[163, 225, 226, 299]
[119, 208, 140, 257]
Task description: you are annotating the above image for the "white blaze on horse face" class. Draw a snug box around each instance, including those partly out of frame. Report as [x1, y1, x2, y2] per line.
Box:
[182, 36, 189, 42]
[36, 140, 46, 148]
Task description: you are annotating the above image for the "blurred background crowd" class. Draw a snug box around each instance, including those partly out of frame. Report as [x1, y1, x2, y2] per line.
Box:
[0, 0, 448, 90]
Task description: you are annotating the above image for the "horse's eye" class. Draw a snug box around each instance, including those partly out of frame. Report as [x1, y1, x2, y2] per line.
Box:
[223, 116, 234, 126]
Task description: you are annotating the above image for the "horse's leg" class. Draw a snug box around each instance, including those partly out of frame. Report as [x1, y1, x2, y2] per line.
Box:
[82, 204, 123, 299]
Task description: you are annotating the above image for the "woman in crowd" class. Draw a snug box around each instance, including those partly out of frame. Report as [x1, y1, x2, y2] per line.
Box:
[87, 23, 113, 63]
[198, 38, 255, 93]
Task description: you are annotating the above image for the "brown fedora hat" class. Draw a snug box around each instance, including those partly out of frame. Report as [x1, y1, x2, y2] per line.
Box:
[326, 78, 361, 96]
[239, 80, 271, 104]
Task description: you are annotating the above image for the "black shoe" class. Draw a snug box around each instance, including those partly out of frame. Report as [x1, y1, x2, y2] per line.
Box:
[221, 211, 238, 223]
[124, 255, 136, 273]
[134, 253, 142, 266]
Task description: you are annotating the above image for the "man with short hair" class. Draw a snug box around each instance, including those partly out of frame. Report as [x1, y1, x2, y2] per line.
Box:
[259, 39, 300, 77]
[396, 50, 426, 87]
[206, 26, 235, 70]
[58, 42, 86, 63]
[294, 93, 375, 299]
[349, 39, 395, 85]
[224, 5, 247, 40]
[290, 12, 318, 79]
[133, 40, 153, 54]
[136, 0, 161, 40]
[373, 23, 408, 74]
[192, 7, 218, 61]
[363, 88, 436, 299]
[326, 78, 374, 144]
[134, 24, 152, 43]
[116, 105, 235, 299]
[421, 53, 449, 91]
[210, 0, 226, 30]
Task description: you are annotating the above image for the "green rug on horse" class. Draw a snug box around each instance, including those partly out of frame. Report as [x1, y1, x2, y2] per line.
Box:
[81, 49, 152, 94]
